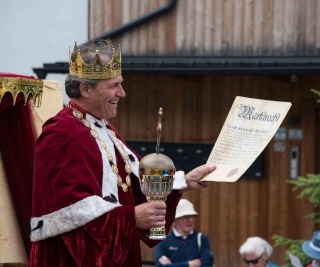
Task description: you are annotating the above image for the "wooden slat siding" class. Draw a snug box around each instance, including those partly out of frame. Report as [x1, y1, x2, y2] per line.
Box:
[243, 0, 254, 54]
[267, 78, 289, 263]
[296, 0, 306, 54]
[193, 0, 200, 53]
[175, 0, 184, 54]
[146, 1, 154, 55]
[306, 0, 317, 53]
[253, 0, 263, 54]
[193, 78, 204, 141]
[230, 182, 240, 266]
[287, 80, 309, 240]
[209, 76, 224, 140]
[194, 84, 203, 141]
[143, 78, 154, 140]
[171, 76, 185, 141]
[298, 93, 318, 238]
[89, 0, 103, 39]
[209, 176, 220, 264]
[158, 0, 174, 54]
[120, 0, 130, 53]
[214, 0, 223, 55]
[217, 182, 229, 265]
[112, 0, 122, 31]
[273, 0, 284, 54]
[233, 0, 244, 55]
[283, 0, 298, 53]
[141, 75, 155, 140]
[199, 187, 211, 237]
[182, 77, 195, 141]
[262, 0, 274, 54]
[201, 76, 214, 141]
[104, 0, 112, 36]
[91, 0, 320, 55]
[288, 89, 312, 239]
[238, 179, 249, 263]
[131, 1, 140, 54]
[185, 1, 195, 54]
[166, 1, 177, 54]
[138, 0, 148, 54]
[316, 3, 320, 52]
[127, 76, 143, 139]
[222, 0, 233, 54]
[204, 0, 214, 53]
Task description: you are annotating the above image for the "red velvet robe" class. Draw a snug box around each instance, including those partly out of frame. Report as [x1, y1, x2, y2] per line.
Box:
[28, 104, 181, 267]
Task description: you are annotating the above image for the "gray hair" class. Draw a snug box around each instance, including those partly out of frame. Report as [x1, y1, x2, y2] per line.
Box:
[66, 40, 115, 98]
[239, 236, 274, 258]
[65, 75, 99, 98]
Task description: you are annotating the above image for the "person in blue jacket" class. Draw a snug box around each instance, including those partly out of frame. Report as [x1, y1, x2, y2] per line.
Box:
[155, 199, 214, 267]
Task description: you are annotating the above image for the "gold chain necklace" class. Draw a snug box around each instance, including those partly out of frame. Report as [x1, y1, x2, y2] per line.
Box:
[69, 106, 132, 192]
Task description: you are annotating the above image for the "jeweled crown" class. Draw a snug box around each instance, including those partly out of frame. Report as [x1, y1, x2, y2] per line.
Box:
[69, 40, 121, 80]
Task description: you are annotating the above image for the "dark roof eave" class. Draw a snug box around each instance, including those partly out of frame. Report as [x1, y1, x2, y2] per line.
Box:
[32, 56, 320, 79]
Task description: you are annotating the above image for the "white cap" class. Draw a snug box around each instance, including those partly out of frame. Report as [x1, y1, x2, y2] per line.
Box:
[175, 199, 198, 219]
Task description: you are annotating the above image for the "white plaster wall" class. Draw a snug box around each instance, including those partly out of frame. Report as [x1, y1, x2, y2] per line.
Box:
[0, 0, 88, 104]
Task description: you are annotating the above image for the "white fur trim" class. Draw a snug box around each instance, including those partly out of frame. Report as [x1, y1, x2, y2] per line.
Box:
[173, 170, 187, 190]
[87, 115, 141, 194]
[105, 123, 140, 180]
[87, 115, 119, 199]
[30, 195, 120, 242]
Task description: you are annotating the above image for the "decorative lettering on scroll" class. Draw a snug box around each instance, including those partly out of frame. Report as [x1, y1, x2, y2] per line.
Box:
[208, 124, 271, 168]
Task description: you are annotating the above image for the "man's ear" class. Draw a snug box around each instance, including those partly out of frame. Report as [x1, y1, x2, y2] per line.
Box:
[79, 83, 91, 98]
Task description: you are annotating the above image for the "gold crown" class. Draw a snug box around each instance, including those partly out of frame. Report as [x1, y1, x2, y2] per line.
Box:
[69, 41, 121, 80]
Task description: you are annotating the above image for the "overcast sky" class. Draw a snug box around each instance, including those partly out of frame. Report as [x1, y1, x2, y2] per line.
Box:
[0, 0, 88, 104]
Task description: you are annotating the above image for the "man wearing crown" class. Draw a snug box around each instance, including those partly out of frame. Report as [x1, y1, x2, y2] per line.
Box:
[28, 40, 216, 267]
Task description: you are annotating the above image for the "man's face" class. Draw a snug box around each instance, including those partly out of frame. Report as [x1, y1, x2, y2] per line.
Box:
[174, 215, 196, 236]
[86, 75, 125, 119]
[242, 252, 267, 267]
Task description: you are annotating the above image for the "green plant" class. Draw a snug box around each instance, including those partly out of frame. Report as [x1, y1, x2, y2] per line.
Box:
[273, 236, 310, 267]
[273, 174, 320, 266]
[311, 88, 320, 104]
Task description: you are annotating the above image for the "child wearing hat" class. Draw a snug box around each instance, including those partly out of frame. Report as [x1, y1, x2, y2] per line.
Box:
[302, 231, 320, 267]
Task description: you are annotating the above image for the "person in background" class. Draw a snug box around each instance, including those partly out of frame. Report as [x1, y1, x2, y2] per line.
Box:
[239, 236, 279, 267]
[302, 231, 320, 267]
[27, 40, 216, 267]
[155, 198, 214, 267]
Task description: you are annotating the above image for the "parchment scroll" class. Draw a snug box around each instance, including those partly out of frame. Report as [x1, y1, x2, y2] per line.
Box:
[201, 96, 291, 182]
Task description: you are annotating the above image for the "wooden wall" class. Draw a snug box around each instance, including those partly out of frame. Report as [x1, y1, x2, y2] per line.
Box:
[90, 0, 320, 55]
[89, 0, 320, 266]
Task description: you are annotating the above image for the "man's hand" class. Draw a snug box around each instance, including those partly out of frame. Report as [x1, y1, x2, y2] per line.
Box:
[188, 259, 201, 267]
[135, 201, 166, 229]
[182, 164, 216, 193]
[158, 255, 172, 265]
